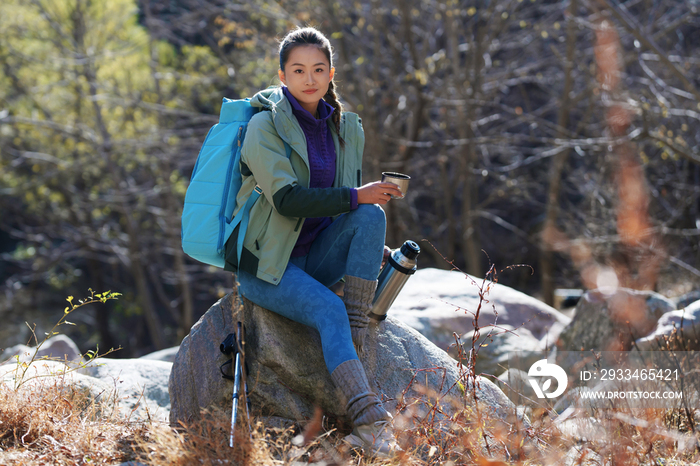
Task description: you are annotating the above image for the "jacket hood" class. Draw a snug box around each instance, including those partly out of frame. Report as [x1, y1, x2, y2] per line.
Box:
[250, 86, 289, 112]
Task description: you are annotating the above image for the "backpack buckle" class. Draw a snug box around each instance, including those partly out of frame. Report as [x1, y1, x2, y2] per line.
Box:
[253, 185, 263, 195]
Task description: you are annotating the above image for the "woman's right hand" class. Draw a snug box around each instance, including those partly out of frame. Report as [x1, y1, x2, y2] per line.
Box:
[356, 181, 403, 205]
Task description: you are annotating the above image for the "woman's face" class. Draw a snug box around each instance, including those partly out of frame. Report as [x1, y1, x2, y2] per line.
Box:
[279, 45, 335, 116]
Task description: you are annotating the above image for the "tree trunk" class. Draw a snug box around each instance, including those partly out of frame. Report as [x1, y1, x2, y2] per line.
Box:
[540, 0, 577, 306]
[73, 0, 166, 350]
[459, 4, 485, 277]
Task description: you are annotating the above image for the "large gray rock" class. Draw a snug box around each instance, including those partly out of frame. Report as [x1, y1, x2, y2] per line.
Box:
[635, 299, 700, 350]
[1, 359, 113, 402]
[496, 368, 534, 404]
[140, 346, 180, 363]
[1, 340, 172, 422]
[388, 268, 570, 353]
[0, 359, 166, 421]
[169, 293, 240, 425]
[1, 334, 81, 365]
[557, 288, 675, 351]
[673, 291, 700, 310]
[81, 358, 172, 422]
[468, 325, 543, 377]
[169, 293, 517, 428]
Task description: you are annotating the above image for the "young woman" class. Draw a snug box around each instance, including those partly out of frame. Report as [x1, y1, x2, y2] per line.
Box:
[223, 27, 402, 455]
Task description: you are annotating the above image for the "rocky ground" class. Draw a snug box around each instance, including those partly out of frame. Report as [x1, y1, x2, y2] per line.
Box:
[2, 268, 700, 465]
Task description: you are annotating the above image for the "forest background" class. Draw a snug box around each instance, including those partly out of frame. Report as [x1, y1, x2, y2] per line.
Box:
[0, 0, 698, 359]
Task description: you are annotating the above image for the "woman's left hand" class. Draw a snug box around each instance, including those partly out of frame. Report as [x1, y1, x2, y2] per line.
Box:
[382, 245, 391, 268]
[356, 181, 403, 205]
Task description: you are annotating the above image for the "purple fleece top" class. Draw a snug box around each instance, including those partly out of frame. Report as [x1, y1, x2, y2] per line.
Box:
[283, 87, 358, 257]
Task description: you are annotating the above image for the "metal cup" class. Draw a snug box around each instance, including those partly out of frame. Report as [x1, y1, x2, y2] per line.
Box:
[381, 172, 410, 199]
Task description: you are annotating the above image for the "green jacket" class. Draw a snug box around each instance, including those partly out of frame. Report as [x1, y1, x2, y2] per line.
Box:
[224, 87, 365, 285]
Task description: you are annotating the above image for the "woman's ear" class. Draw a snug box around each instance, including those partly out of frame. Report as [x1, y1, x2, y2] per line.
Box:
[278, 69, 286, 85]
[329, 67, 335, 81]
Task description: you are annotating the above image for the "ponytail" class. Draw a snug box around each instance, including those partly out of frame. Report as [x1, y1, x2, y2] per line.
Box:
[324, 81, 345, 147]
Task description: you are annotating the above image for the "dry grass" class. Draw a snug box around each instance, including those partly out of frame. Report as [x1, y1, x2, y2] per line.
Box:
[3, 288, 699, 465]
[133, 377, 699, 466]
[1, 354, 699, 465]
[0, 375, 147, 465]
[2, 294, 699, 466]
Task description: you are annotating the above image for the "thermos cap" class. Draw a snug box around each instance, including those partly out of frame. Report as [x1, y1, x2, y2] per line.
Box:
[400, 240, 420, 260]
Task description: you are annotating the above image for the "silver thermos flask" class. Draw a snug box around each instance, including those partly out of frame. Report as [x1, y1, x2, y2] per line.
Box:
[369, 240, 420, 321]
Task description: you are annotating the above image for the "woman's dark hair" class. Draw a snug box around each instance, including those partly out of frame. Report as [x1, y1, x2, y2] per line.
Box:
[279, 27, 344, 142]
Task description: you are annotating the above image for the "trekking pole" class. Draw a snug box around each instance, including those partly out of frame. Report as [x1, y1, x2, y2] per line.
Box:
[238, 322, 252, 433]
[219, 329, 243, 448]
[230, 340, 242, 447]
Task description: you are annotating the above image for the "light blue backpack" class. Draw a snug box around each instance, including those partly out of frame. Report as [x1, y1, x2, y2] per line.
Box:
[181, 97, 289, 268]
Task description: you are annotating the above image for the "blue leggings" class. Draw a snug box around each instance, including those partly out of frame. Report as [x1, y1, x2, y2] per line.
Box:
[237, 204, 386, 373]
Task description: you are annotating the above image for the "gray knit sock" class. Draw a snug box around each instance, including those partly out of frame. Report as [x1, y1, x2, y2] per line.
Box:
[331, 359, 390, 427]
[343, 276, 377, 355]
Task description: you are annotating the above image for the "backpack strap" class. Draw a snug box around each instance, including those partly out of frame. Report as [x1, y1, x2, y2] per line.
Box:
[229, 141, 293, 269]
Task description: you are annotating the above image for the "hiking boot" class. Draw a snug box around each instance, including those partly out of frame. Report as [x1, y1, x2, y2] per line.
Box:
[331, 359, 388, 425]
[344, 415, 402, 457]
[331, 359, 400, 456]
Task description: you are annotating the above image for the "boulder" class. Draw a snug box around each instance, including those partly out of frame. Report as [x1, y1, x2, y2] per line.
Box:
[169, 293, 239, 426]
[169, 293, 517, 428]
[495, 366, 610, 415]
[1, 359, 114, 403]
[553, 288, 584, 311]
[468, 325, 544, 377]
[1, 356, 172, 422]
[495, 363, 587, 412]
[557, 417, 606, 443]
[635, 299, 700, 350]
[81, 358, 172, 422]
[561, 445, 604, 466]
[0, 331, 173, 422]
[388, 268, 570, 354]
[1, 334, 81, 365]
[496, 368, 534, 404]
[557, 288, 675, 351]
[140, 346, 180, 363]
[673, 291, 700, 310]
